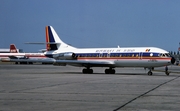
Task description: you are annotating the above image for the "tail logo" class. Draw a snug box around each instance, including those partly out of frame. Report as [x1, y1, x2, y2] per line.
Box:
[45, 26, 58, 51]
[10, 44, 18, 53]
[46, 26, 51, 51]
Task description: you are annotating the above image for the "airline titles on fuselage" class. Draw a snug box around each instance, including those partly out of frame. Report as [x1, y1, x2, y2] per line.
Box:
[95, 49, 136, 53]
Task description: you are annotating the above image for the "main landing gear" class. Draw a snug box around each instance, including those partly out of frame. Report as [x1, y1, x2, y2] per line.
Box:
[82, 67, 116, 74]
[82, 68, 93, 74]
[105, 68, 115, 74]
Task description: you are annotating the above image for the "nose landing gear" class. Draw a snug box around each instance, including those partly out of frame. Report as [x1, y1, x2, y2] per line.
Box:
[146, 66, 170, 76]
[146, 68, 153, 76]
[165, 66, 169, 76]
[148, 70, 153, 75]
[165, 71, 169, 76]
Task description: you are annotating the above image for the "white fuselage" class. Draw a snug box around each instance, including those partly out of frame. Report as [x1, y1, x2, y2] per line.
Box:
[0, 53, 46, 60]
[45, 47, 171, 68]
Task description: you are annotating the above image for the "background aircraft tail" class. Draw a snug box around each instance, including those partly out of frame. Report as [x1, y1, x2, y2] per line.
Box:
[45, 26, 76, 51]
[10, 44, 19, 53]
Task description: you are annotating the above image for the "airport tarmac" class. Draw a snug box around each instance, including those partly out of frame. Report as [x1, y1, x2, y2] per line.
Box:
[0, 64, 180, 111]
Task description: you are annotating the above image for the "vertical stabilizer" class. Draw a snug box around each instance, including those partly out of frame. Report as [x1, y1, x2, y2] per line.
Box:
[45, 26, 76, 51]
[10, 44, 18, 53]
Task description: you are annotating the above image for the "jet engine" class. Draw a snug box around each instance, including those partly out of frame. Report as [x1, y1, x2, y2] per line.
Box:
[53, 52, 77, 60]
[9, 55, 29, 59]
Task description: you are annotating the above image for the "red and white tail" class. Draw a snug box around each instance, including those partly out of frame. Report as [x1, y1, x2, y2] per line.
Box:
[10, 44, 19, 53]
[45, 26, 76, 51]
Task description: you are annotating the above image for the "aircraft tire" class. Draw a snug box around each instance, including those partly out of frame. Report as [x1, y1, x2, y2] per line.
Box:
[105, 69, 109, 74]
[148, 71, 152, 76]
[105, 69, 115, 74]
[82, 69, 93, 74]
[89, 69, 93, 74]
[165, 71, 169, 76]
[29, 62, 33, 64]
[111, 69, 115, 74]
[82, 69, 87, 74]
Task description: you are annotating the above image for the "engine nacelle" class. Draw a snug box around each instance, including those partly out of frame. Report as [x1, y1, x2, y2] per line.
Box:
[9, 55, 29, 59]
[19, 56, 29, 59]
[53, 52, 77, 60]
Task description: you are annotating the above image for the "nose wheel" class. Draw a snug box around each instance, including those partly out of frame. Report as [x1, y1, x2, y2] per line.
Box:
[165, 71, 169, 76]
[165, 66, 169, 76]
[146, 68, 153, 76]
[148, 71, 153, 75]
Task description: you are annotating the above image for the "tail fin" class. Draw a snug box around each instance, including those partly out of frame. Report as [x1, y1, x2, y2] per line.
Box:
[10, 44, 19, 53]
[45, 26, 76, 51]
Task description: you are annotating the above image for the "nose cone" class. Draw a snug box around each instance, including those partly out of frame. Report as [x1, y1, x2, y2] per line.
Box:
[171, 57, 175, 64]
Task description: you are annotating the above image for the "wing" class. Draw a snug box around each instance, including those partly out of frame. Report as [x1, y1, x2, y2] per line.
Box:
[8, 56, 29, 59]
[25, 42, 61, 44]
[1, 58, 114, 67]
[1, 58, 55, 63]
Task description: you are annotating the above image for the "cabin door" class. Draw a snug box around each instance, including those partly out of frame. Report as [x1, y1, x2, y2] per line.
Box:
[99, 53, 103, 58]
[139, 52, 143, 60]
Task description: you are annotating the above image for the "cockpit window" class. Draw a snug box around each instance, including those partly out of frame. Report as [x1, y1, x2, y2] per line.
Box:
[159, 53, 170, 57]
[165, 53, 170, 57]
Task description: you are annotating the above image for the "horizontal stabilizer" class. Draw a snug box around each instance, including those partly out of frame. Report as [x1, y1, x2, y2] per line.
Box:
[25, 42, 61, 45]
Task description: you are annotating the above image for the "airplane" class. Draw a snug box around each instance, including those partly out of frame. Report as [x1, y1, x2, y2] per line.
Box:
[0, 44, 20, 60]
[0, 44, 47, 64]
[1, 26, 175, 75]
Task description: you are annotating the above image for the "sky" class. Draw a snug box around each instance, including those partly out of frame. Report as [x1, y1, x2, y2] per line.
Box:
[0, 0, 180, 52]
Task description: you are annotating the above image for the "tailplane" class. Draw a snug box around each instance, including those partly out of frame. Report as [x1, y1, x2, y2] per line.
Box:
[10, 44, 19, 53]
[45, 26, 76, 51]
